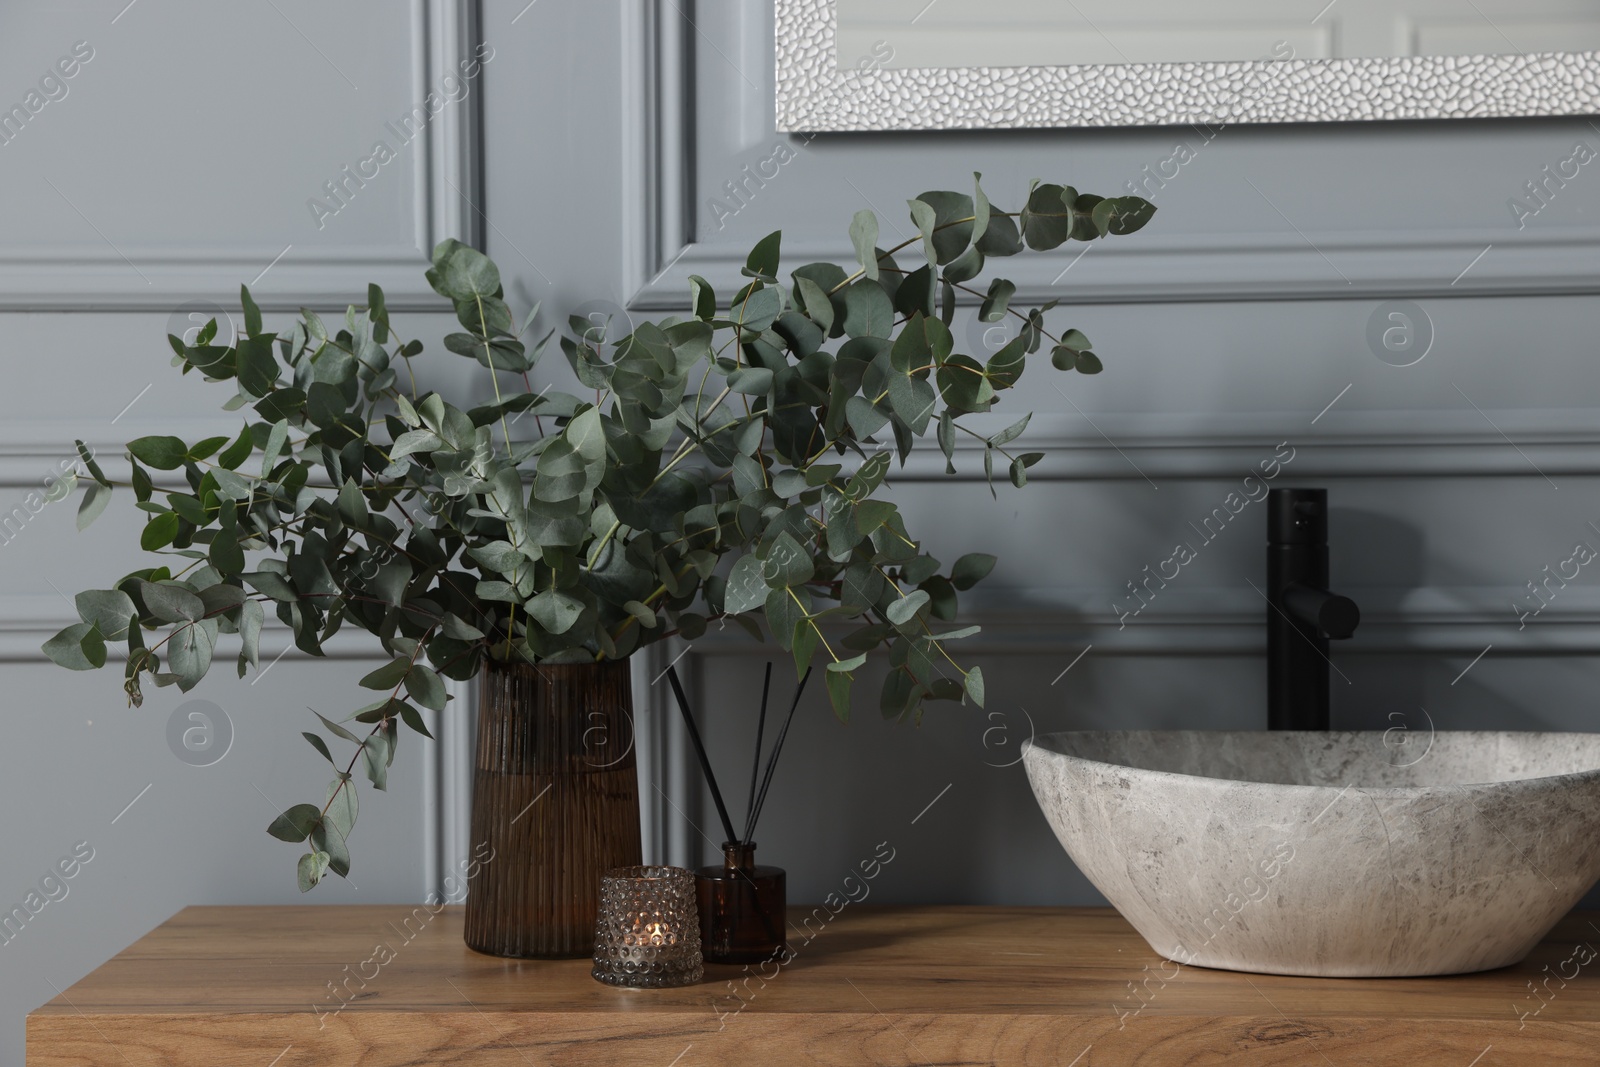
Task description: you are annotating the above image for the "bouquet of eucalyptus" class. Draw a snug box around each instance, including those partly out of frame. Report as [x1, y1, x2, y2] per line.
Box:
[45, 176, 1153, 887]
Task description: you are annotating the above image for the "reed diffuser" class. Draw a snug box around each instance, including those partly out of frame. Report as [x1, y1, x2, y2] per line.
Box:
[665, 664, 810, 965]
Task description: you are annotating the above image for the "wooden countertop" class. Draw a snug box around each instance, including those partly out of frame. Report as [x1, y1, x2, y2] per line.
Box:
[27, 904, 1600, 1065]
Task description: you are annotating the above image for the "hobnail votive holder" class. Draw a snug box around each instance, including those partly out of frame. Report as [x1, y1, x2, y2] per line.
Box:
[591, 865, 703, 988]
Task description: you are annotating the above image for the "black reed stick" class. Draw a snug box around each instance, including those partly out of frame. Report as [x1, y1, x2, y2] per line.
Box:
[742, 663, 773, 844]
[747, 666, 812, 842]
[665, 666, 739, 846]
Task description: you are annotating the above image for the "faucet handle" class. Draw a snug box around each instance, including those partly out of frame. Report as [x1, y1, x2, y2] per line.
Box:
[1268, 488, 1328, 546]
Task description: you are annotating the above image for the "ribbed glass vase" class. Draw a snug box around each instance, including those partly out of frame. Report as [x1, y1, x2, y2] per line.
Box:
[464, 658, 643, 958]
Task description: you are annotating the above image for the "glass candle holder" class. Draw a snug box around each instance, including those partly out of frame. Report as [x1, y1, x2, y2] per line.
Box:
[695, 842, 788, 965]
[591, 865, 704, 988]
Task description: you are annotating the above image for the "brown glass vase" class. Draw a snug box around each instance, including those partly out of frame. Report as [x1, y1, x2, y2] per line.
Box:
[464, 658, 642, 958]
[695, 842, 787, 964]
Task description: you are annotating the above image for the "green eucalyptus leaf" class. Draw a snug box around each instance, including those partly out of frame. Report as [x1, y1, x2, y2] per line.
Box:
[724, 553, 771, 616]
[297, 850, 331, 892]
[268, 803, 323, 843]
[404, 663, 448, 712]
[42, 622, 105, 671]
[841, 281, 894, 339]
[127, 436, 188, 470]
[849, 210, 880, 281]
[359, 657, 412, 691]
[885, 590, 931, 628]
[965, 665, 986, 707]
[76, 589, 137, 641]
[303, 732, 335, 765]
[77, 482, 112, 530]
[951, 552, 997, 590]
[141, 581, 205, 623]
[979, 279, 1016, 323]
[743, 230, 782, 281]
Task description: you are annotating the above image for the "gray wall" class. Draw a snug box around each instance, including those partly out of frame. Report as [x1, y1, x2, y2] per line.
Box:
[4, 0, 1600, 1062]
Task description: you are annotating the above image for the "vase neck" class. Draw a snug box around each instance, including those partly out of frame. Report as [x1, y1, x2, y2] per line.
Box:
[722, 841, 756, 871]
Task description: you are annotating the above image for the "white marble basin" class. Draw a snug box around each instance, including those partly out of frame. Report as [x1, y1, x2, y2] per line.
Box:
[1022, 730, 1600, 977]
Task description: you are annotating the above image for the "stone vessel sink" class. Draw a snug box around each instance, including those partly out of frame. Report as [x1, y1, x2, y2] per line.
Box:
[1021, 730, 1600, 977]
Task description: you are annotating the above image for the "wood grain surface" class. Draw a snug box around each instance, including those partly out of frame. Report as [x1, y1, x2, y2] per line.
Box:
[27, 904, 1600, 1065]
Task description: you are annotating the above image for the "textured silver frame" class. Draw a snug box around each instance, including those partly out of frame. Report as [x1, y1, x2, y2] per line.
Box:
[777, 0, 1600, 131]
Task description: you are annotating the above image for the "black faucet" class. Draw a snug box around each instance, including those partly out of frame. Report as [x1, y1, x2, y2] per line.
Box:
[1267, 488, 1360, 730]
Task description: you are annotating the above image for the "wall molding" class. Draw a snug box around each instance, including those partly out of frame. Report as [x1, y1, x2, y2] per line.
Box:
[7, 409, 1597, 489]
[0, 0, 480, 313]
[621, 2, 1600, 309]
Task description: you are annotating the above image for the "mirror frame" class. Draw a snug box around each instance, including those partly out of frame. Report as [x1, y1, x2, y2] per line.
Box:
[776, 0, 1600, 131]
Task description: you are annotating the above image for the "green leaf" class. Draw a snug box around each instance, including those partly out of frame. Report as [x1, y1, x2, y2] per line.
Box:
[825, 667, 852, 722]
[1096, 196, 1157, 236]
[243, 570, 297, 602]
[398, 700, 433, 738]
[951, 552, 997, 590]
[75, 589, 137, 641]
[325, 777, 358, 838]
[1059, 329, 1091, 352]
[238, 599, 264, 672]
[792, 617, 820, 676]
[404, 663, 448, 712]
[763, 531, 815, 587]
[311, 820, 350, 879]
[1075, 351, 1104, 375]
[724, 553, 771, 615]
[688, 274, 717, 321]
[240, 285, 263, 337]
[841, 282, 894, 339]
[794, 276, 835, 334]
[855, 499, 897, 537]
[359, 657, 412, 691]
[77, 482, 112, 530]
[267, 803, 323, 843]
[217, 426, 253, 470]
[210, 522, 245, 575]
[441, 612, 485, 641]
[845, 396, 889, 439]
[1021, 182, 1074, 251]
[987, 335, 1027, 391]
[979, 278, 1016, 323]
[168, 618, 217, 691]
[210, 468, 252, 503]
[76, 440, 110, 487]
[529, 589, 586, 634]
[337, 479, 367, 528]
[428, 238, 501, 301]
[965, 665, 986, 707]
[991, 413, 1032, 447]
[141, 581, 205, 623]
[236, 336, 279, 397]
[971, 173, 992, 254]
[908, 198, 939, 269]
[743, 230, 782, 281]
[362, 732, 390, 791]
[726, 366, 774, 396]
[849, 210, 880, 281]
[297, 850, 330, 892]
[303, 732, 335, 765]
[314, 710, 362, 744]
[886, 590, 931, 628]
[42, 622, 105, 671]
[127, 436, 188, 470]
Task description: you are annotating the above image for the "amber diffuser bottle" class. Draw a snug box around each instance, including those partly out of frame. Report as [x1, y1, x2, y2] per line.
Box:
[695, 841, 787, 964]
[665, 662, 809, 970]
